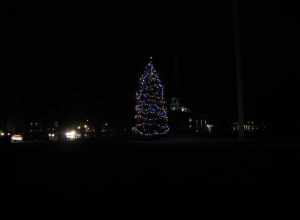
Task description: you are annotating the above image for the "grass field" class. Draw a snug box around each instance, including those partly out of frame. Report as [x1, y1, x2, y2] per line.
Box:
[1, 137, 300, 201]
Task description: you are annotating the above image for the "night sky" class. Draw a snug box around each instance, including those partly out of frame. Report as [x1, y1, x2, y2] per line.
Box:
[3, 1, 300, 130]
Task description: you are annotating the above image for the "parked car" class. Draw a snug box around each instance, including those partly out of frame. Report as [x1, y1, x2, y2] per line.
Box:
[11, 133, 24, 143]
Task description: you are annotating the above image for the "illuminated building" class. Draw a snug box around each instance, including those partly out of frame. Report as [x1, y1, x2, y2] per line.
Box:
[170, 97, 191, 113]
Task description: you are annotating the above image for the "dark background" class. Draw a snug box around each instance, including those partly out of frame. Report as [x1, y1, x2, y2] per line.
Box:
[2, 1, 300, 133]
[2, 1, 300, 204]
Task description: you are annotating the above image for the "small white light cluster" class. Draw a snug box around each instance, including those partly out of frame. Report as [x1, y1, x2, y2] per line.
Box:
[0, 132, 5, 136]
[48, 133, 55, 137]
[65, 130, 81, 140]
[78, 124, 89, 130]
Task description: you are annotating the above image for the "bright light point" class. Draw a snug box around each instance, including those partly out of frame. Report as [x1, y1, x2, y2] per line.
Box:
[0, 132, 5, 136]
[77, 126, 81, 130]
[84, 125, 88, 129]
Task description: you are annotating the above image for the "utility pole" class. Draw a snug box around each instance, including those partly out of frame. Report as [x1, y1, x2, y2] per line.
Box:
[233, 0, 245, 138]
[173, 55, 180, 95]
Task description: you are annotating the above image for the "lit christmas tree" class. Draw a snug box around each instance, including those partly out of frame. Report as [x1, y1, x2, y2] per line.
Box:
[132, 57, 170, 137]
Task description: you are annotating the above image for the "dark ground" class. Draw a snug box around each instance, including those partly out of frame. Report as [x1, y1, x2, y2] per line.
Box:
[1, 137, 300, 202]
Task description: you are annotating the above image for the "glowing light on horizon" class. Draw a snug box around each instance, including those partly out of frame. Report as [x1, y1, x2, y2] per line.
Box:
[11, 134, 23, 142]
[65, 130, 80, 140]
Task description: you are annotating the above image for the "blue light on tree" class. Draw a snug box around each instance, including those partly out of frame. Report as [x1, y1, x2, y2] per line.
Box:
[132, 57, 170, 136]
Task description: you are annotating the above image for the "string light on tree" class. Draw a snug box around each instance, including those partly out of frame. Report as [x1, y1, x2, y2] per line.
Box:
[132, 57, 170, 136]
